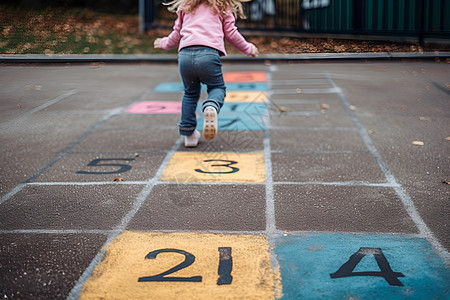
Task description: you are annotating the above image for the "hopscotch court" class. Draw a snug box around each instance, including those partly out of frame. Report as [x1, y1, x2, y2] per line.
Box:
[1, 66, 448, 299]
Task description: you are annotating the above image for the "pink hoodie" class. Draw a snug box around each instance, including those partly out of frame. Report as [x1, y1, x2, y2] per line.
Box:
[158, 2, 254, 56]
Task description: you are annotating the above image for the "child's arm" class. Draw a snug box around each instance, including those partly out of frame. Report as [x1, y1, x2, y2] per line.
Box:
[154, 12, 184, 50]
[223, 13, 258, 57]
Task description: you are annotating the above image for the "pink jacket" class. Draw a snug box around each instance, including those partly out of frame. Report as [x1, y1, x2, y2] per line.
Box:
[158, 3, 254, 56]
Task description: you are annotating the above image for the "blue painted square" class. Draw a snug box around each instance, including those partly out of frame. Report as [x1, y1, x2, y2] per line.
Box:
[154, 82, 268, 92]
[226, 82, 268, 91]
[197, 114, 265, 131]
[196, 103, 267, 131]
[198, 102, 268, 115]
[274, 233, 449, 299]
[154, 82, 184, 93]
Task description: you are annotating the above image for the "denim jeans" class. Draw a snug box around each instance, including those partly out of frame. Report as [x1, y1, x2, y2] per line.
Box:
[178, 46, 226, 136]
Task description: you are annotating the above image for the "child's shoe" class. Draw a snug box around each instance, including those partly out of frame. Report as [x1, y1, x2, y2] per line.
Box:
[184, 130, 201, 148]
[203, 106, 217, 140]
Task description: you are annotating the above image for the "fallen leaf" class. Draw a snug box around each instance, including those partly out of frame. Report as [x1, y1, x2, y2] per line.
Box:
[412, 141, 424, 146]
[90, 62, 105, 68]
[369, 129, 376, 134]
[417, 116, 429, 121]
[296, 88, 302, 94]
[320, 104, 330, 110]
[113, 177, 124, 181]
[29, 85, 42, 90]
[445, 137, 450, 141]
[349, 105, 357, 111]
[278, 106, 291, 112]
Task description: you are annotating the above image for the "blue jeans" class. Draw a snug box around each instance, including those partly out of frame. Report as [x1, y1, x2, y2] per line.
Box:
[178, 46, 226, 136]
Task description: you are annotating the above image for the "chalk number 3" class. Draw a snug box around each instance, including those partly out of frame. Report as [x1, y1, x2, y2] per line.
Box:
[195, 160, 239, 174]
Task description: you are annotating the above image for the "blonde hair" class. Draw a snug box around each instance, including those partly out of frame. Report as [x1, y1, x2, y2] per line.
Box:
[164, 0, 249, 19]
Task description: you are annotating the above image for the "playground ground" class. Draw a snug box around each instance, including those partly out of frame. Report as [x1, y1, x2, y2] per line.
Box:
[0, 55, 449, 299]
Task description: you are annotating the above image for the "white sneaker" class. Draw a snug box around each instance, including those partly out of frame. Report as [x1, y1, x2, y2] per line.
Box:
[203, 106, 217, 140]
[184, 130, 201, 148]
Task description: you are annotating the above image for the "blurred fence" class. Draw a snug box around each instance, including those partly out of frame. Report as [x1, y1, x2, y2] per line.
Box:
[299, 0, 450, 39]
[141, 0, 450, 42]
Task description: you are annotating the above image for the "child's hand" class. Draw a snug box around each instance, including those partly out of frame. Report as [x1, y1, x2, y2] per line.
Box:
[154, 38, 162, 49]
[250, 44, 259, 58]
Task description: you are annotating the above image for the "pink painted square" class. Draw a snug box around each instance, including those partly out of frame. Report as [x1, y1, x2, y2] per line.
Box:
[125, 101, 182, 114]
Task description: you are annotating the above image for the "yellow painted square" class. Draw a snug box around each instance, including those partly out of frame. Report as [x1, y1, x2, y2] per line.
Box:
[80, 231, 281, 300]
[225, 91, 268, 103]
[160, 152, 266, 183]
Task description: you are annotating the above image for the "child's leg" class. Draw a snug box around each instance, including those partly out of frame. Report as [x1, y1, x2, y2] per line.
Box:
[196, 49, 226, 140]
[179, 85, 200, 136]
[198, 53, 226, 113]
[178, 50, 201, 137]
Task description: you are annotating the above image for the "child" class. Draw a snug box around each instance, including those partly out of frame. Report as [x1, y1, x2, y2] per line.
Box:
[154, 0, 259, 147]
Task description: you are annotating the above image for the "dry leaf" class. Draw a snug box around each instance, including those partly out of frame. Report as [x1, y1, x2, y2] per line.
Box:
[113, 177, 124, 181]
[29, 85, 42, 90]
[349, 105, 357, 111]
[320, 104, 330, 110]
[278, 106, 291, 112]
[445, 137, 450, 141]
[417, 116, 429, 121]
[296, 88, 302, 94]
[412, 141, 424, 146]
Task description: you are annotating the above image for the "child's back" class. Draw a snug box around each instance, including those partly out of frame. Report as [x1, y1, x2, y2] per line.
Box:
[154, 0, 258, 147]
[158, 1, 257, 57]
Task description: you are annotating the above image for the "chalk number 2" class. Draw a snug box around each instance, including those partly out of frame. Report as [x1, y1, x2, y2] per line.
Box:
[138, 247, 232, 285]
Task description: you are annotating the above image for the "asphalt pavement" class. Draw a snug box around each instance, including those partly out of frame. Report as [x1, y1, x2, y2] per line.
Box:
[0, 56, 449, 299]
